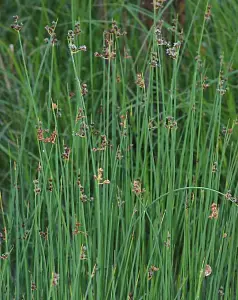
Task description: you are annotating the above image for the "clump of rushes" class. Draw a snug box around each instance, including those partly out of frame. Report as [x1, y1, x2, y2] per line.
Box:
[44, 20, 58, 45]
[10, 15, 23, 32]
[67, 21, 87, 54]
[94, 20, 126, 60]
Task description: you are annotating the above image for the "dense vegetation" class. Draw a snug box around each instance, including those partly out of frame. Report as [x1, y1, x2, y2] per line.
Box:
[0, 0, 237, 299]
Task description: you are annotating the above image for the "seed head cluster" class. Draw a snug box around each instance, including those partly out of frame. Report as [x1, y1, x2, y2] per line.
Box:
[11, 15, 23, 32]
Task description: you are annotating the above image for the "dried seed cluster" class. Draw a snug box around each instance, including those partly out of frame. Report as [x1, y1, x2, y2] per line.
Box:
[52, 272, 60, 286]
[62, 145, 71, 160]
[149, 52, 159, 68]
[204, 264, 212, 277]
[153, 0, 167, 9]
[208, 203, 219, 219]
[39, 228, 48, 240]
[77, 174, 88, 202]
[94, 20, 126, 60]
[80, 244, 87, 260]
[37, 122, 57, 144]
[217, 71, 227, 95]
[44, 21, 58, 45]
[132, 180, 145, 196]
[93, 135, 110, 152]
[155, 20, 183, 60]
[67, 22, 87, 54]
[94, 168, 110, 185]
[205, 5, 212, 20]
[33, 179, 41, 194]
[148, 265, 159, 280]
[164, 116, 177, 130]
[11, 15, 23, 32]
[135, 73, 145, 88]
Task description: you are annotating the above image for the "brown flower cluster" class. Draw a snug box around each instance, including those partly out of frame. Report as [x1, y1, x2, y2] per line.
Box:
[52, 272, 60, 286]
[39, 228, 48, 240]
[31, 282, 37, 291]
[94, 20, 126, 60]
[165, 116, 177, 130]
[67, 22, 87, 54]
[132, 180, 145, 196]
[75, 122, 88, 138]
[135, 73, 145, 88]
[80, 245, 87, 260]
[205, 5, 212, 20]
[48, 178, 53, 192]
[93, 135, 110, 152]
[148, 265, 159, 280]
[33, 179, 41, 194]
[44, 21, 58, 45]
[211, 162, 218, 173]
[202, 76, 210, 89]
[77, 174, 88, 202]
[217, 71, 227, 95]
[208, 203, 218, 219]
[37, 123, 57, 144]
[81, 83, 88, 96]
[153, 0, 167, 9]
[72, 221, 87, 236]
[0, 252, 9, 260]
[164, 231, 171, 248]
[166, 41, 181, 60]
[150, 52, 159, 68]
[0, 228, 7, 244]
[76, 108, 86, 123]
[155, 20, 183, 59]
[204, 264, 212, 277]
[11, 15, 23, 32]
[62, 145, 71, 160]
[94, 168, 110, 185]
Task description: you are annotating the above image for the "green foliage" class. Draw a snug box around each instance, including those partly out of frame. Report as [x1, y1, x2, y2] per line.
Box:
[0, 0, 237, 299]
